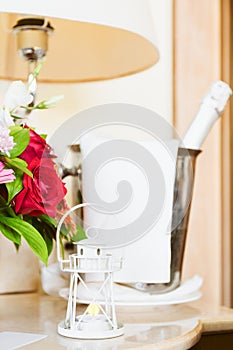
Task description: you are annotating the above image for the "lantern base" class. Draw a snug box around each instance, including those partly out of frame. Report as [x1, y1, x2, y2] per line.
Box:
[57, 320, 124, 339]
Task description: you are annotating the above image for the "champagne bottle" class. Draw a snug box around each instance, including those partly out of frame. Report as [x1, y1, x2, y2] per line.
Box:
[182, 80, 232, 150]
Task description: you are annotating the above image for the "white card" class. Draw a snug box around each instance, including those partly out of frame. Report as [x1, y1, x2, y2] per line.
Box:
[0, 332, 47, 350]
[80, 127, 179, 283]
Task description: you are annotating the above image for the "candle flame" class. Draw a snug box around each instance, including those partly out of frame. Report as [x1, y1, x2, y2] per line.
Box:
[87, 304, 100, 317]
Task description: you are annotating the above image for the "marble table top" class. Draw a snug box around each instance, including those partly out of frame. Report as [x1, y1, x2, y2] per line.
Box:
[0, 292, 233, 349]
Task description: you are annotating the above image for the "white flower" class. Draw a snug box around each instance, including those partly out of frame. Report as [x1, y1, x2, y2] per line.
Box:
[36, 95, 64, 109]
[0, 107, 14, 128]
[3, 81, 33, 111]
[0, 126, 15, 156]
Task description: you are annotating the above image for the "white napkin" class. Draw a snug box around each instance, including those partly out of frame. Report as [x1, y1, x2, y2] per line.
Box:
[0, 332, 47, 350]
[80, 127, 179, 283]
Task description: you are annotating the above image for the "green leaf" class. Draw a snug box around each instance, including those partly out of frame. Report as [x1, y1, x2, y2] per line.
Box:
[43, 234, 53, 256]
[0, 222, 21, 245]
[0, 194, 17, 217]
[25, 215, 55, 256]
[14, 242, 20, 251]
[6, 168, 23, 203]
[40, 214, 57, 227]
[39, 134, 47, 140]
[11, 114, 24, 120]
[71, 224, 87, 242]
[5, 157, 33, 178]
[0, 217, 48, 265]
[9, 126, 30, 158]
[60, 223, 70, 237]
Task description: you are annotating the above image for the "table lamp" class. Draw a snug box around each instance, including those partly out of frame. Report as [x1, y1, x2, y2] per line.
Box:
[0, 0, 159, 84]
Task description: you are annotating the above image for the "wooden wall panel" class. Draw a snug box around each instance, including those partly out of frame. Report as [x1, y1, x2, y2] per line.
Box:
[173, 0, 224, 306]
[220, 0, 232, 307]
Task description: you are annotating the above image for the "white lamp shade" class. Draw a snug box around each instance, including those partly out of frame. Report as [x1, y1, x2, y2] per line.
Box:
[0, 0, 159, 82]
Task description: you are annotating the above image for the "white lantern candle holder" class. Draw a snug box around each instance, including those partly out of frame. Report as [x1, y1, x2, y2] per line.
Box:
[56, 203, 124, 339]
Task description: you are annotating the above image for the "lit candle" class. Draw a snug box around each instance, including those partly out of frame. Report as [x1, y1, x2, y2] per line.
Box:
[76, 304, 112, 332]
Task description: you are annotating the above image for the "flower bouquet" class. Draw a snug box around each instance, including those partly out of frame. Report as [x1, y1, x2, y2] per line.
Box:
[0, 67, 84, 265]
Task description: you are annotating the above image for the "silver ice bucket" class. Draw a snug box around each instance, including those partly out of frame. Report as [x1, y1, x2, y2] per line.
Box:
[129, 147, 201, 293]
[61, 146, 200, 294]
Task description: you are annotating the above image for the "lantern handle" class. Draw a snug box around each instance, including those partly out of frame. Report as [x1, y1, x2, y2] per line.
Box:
[56, 202, 91, 267]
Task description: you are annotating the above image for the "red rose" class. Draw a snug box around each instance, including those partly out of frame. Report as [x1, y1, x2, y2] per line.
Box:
[20, 127, 53, 163]
[14, 157, 67, 217]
